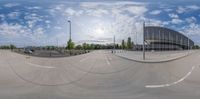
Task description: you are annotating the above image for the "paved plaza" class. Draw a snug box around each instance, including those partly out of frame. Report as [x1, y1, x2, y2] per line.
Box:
[0, 50, 200, 99]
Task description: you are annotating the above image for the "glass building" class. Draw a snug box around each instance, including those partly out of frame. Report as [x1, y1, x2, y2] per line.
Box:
[144, 26, 194, 50]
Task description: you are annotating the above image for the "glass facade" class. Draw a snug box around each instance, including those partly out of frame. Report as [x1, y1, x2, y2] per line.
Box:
[144, 26, 194, 50]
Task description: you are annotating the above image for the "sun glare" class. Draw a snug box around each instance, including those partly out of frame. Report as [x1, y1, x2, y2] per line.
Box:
[95, 27, 105, 37]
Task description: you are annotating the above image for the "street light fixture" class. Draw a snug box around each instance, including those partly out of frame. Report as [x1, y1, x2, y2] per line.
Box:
[68, 20, 71, 40]
[143, 21, 146, 60]
[68, 20, 72, 55]
[113, 35, 115, 53]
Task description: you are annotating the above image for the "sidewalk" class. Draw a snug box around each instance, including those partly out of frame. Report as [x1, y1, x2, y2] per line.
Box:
[115, 50, 194, 63]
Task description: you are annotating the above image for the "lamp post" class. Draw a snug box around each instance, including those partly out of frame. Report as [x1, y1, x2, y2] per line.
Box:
[187, 33, 190, 51]
[68, 20, 71, 40]
[143, 22, 145, 60]
[68, 20, 72, 55]
[113, 35, 115, 53]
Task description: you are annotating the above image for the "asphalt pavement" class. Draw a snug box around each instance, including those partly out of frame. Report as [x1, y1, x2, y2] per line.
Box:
[0, 50, 200, 99]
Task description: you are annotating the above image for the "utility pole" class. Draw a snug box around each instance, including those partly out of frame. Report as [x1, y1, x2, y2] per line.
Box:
[68, 20, 72, 40]
[143, 22, 145, 60]
[113, 35, 115, 53]
[187, 33, 190, 51]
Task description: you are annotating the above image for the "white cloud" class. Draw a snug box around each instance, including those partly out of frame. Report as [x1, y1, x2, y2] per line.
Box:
[0, 14, 5, 21]
[182, 23, 200, 36]
[80, 1, 146, 8]
[7, 12, 20, 19]
[177, 6, 187, 14]
[168, 13, 179, 18]
[62, 7, 83, 17]
[186, 17, 196, 23]
[85, 9, 109, 17]
[64, 8, 76, 16]
[163, 21, 170, 25]
[146, 19, 163, 26]
[45, 20, 51, 24]
[149, 10, 162, 15]
[26, 6, 42, 10]
[171, 19, 183, 24]
[32, 27, 46, 40]
[79, 1, 147, 18]
[24, 13, 43, 28]
[124, 6, 148, 15]
[186, 5, 200, 10]
[4, 3, 19, 8]
[0, 22, 47, 44]
[177, 5, 200, 14]
[54, 26, 62, 30]
[168, 13, 183, 24]
[0, 23, 31, 37]
[164, 8, 173, 12]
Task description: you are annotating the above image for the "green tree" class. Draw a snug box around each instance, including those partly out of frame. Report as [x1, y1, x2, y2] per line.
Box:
[67, 39, 75, 50]
[75, 45, 82, 50]
[131, 42, 134, 49]
[122, 40, 126, 49]
[10, 44, 16, 50]
[127, 37, 133, 49]
[82, 43, 87, 50]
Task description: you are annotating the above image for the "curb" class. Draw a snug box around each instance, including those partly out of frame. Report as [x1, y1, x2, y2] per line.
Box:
[114, 51, 194, 63]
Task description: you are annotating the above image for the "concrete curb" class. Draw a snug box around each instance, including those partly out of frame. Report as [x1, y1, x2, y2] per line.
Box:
[114, 51, 194, 63]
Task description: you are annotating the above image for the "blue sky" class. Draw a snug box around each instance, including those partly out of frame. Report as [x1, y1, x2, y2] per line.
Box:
[0, 0, 200, 46]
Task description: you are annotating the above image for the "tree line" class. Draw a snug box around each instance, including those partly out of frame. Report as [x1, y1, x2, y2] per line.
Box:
[0, 44, 16, 49]
[66, 37, 135, 50]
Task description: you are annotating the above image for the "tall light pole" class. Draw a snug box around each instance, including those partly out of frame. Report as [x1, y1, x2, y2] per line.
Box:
[113, 35, 116, 53]
[187, 33, 190, 51]
[143, 22, 145, 60]
[68, 20, 72, 55]
[68, 20, 72, 40]
[135, 32, 137, 50]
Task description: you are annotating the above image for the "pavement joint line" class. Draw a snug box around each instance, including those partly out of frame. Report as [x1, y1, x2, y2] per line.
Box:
[26, 62, 56, 69]
[145, 65, 196, 88]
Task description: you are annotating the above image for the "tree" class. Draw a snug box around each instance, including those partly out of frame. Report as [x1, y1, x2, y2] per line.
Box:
[75, 45, 82, 50]
[193, 45, 200, 49]
[127, 37, 133, 49]
[10, 44, 16, 50]
[67, 39, 75, 50]
[131, 42, 134, 49]
[0, 45, 16, 49]
[121, 39, 126, 49]
[82, 43, 87, 50]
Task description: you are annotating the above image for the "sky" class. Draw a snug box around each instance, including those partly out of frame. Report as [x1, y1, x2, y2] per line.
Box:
[0, 0, 200, 46]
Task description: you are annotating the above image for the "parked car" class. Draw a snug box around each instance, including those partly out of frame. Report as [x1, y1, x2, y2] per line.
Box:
[24, 49, 33, 54]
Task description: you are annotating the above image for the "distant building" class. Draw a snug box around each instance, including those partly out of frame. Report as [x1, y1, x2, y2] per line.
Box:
[143, 26, 194, 50]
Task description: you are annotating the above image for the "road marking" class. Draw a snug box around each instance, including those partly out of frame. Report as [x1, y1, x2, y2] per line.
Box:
[146, 65, 196, 88]
[79, 57, 89, 62]
[108, 57, 112, 61]
[105, 56, 111, 65]
[26, 62, 56, 69]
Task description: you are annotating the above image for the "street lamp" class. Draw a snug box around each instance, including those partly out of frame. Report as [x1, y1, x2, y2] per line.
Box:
[143, 21, 145, 60]
[68, 20, 72, 40]
[68, 20, 72, 55]
[187, 33, 190, 51]
[113, 35, 116, 53]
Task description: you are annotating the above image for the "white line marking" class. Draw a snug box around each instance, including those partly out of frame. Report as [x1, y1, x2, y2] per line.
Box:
[26, 62, 56, 69]
[105, 56, 111, 65]
[146, 66, 196, 88]
[108, 57, 112, 61]
[79, 57, 89, 62]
